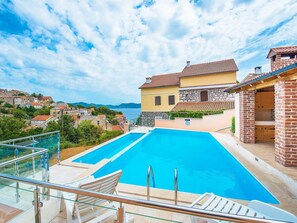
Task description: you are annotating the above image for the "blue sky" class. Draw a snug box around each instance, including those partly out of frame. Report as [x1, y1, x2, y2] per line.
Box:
[1, 0, 297, 104]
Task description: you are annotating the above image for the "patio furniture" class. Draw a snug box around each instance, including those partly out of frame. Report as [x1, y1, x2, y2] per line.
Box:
[60, 170, 134, 223]
[189, 193, 297, 223]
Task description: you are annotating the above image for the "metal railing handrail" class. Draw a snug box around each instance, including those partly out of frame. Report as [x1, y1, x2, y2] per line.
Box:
[0, 131, 60, 144]
[0, 173, 290, 223]
[174, 168, 178, 205]
[0, 149, 48, 168]
[147, 165, 155, 201]
[0, 143, 48, 151]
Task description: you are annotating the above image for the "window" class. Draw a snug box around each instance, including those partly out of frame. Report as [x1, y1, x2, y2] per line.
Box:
[155, 96, 161, 105]
[168, 95, 175, 105]
[200, 91, 208, 102]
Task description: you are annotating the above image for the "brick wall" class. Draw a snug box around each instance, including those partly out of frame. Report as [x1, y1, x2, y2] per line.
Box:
[275, 80, 297, 167]
[239, 91, 255, 143]
[271, 54, 297, 71]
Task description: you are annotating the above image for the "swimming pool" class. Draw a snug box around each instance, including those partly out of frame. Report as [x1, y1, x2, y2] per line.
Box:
[85, 128, 278, 203]
[73, 132, 145, 164]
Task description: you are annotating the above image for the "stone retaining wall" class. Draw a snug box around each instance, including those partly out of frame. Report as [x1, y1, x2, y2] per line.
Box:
[179, 88, 234, 102]
[141, 112, 169, 127]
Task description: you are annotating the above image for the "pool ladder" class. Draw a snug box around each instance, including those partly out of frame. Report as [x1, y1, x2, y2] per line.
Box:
[146, 165, 179, 205]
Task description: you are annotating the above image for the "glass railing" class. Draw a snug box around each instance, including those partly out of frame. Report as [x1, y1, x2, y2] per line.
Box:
[0, 131, 60, 165]
[0, 173, 290, 223]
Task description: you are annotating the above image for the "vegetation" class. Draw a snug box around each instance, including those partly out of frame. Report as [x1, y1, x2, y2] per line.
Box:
[91, 106, 122, 116]
[3, 103, 13, 108]
[0, 116, 26, 140]
[169, 110, 224, 120]
[231, 116, 235, 134]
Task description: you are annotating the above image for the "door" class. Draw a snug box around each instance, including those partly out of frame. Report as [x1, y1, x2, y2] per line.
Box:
[200, 91, 208, 102]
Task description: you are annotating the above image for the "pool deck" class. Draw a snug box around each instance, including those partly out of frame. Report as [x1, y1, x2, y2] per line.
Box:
[9, 128, 297, 222]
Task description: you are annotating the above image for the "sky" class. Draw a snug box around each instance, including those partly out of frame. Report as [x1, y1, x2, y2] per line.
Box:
[1, 0, 297, 104]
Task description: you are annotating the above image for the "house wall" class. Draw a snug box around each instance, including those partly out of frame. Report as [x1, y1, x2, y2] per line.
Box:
[179, 88, 234, 102]
[275, 80, 297, 167]
[234, 93, 240, 138]
[141, 86, 179, 112]
[239, 91, 255, 143]
[155, 109, 234, 132]
[179, 71, 236, 88]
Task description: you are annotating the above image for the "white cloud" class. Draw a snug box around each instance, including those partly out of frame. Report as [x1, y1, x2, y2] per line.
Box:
[1, 0, 297, 103]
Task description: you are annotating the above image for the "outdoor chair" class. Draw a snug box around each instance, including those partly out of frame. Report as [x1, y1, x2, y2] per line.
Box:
[189, 193, 297, 223]
[59, 170, 134, 223]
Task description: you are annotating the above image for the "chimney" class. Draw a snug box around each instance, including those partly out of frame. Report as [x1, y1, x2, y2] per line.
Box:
[186, 61, 190, 67]
[254, 66, 262, 75]
[145, 77, 152, 84]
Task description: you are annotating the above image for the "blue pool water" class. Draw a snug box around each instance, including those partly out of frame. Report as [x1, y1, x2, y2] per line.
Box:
[90, 128, 278, 203]
[73, 133, 145, 164]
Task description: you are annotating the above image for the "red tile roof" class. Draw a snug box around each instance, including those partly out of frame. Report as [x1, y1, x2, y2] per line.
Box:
[111, 125, 123, 131]
[139, 72, 180, 89]
[267, 46, 297, 58]
[172, 101, 234, 112]
[31, 115, 52, 121]
[180, 59, 238, 78]
[30, 102, 42, 106]
[98, 114, 106, 118]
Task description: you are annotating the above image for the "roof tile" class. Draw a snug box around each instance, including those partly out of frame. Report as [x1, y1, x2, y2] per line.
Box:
[139, 72, 180, 89]
[180, 59, 238, 77]
[172, 101, 234, 112]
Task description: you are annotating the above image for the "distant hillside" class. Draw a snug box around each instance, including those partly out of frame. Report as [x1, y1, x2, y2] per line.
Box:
[71, 102, 141, 109]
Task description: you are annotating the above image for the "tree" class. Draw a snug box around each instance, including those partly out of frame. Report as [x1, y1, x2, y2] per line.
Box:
[78, 120, 101, 144]
[0, 116, 26, 140]
[3, 103, 13, 108]
[12, 109, 28, 119]
[33, 106, 51, 117]
[30, 93, 37, 97]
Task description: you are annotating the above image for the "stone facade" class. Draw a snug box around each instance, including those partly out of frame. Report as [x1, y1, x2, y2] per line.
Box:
[179, 88, 234, 102]
[239, 91, 255, 144]
[271, 54, 297, 71]
[141, 112, 169, 127]
[275, 80, 297, 167]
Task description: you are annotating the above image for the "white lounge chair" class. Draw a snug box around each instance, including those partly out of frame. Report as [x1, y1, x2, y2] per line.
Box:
[60, 170, 134, 223]
[189, 193, 297, 223]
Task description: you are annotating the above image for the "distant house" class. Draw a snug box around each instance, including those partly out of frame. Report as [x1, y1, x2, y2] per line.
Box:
[31, 115, 54, 128]
[40, 96, 53, 105]
[115, 114, 126, 124]
[111, 125, 123, 131]
[139, 59, 238, 126]
[50, 106, 67, 118]
[29, 102, 43, 109]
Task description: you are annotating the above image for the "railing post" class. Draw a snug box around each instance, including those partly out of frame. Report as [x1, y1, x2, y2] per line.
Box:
[117, 203, 124, 223]
[41, 152, 50, 200]
[33, 186, 42, 223]
[174, 168, 178, 205]
[14, 148, 20, 203]
[57, 132, 61, 165]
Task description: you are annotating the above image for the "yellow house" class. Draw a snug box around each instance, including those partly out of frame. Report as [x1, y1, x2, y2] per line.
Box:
[139, 59, 238, 126]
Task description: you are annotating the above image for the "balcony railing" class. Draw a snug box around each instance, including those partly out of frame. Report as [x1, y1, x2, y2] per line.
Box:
[0, 173, 291, 223]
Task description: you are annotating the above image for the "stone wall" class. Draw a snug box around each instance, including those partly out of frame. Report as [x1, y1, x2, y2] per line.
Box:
[275, 80, 297, 167]
[239, 91, 255, 144]
[179, 88, 234, 102]
[141, 112, 169, 127]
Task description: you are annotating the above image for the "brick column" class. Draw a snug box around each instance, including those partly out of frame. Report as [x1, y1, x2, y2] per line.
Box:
[239, 91, 255, 143]
[275, 80, 297, 167]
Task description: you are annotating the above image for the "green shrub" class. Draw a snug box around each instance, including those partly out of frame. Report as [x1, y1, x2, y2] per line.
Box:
[231, 116, 235, 134]
[169, 110, 223, 120]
